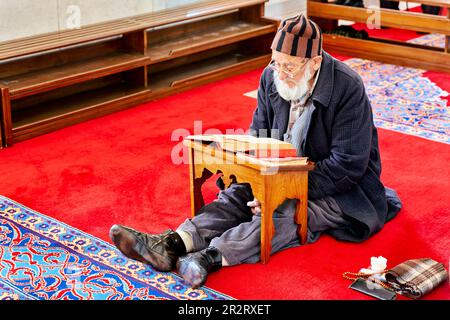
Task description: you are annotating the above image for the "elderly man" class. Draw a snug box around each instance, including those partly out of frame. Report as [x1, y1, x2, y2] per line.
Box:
[109, 14, 402, 289]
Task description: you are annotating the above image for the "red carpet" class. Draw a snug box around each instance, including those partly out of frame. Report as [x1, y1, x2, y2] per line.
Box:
[1, 16, 450, 298]
[0, 64, 449, 299]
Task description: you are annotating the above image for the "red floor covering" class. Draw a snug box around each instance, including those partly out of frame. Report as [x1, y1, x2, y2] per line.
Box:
[1, 10, 450, 298]
[0, 61, 449, 299]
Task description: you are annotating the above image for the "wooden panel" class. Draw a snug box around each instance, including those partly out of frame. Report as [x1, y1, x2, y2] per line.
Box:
[148, 30, 274, 75]
[260, 171, 309, 263]
[11, 69, 145, 128]
[122, 30, 147, 54]
[133, 0, 268, 27]
[147, 15, 276, 63]
[0, 20, 143, 60]
[12, 86, 151, 143]
[123, 66, 148, 88]
[309, 0, 450, 5]
[148, 54, 271, 102]
[147, 11, 241, 44]
[322, 34, 450, 73]
[149, 43, 240, 75]
[0, 0, 268, 61]
[11, 73, 124, 111]
[366, 36, 446, 52]
[260, 16, 281, 27]
[405, 0, 450, 7]
[169, 54, 269, 88]
[446, 10, 450, 53]
[0, 38, 122, 79]
[149, 48, 271, 91]
[239, 3, 265, 23]
[244, 31, 275, 55]
[1, 53, 148, 99]
[0, 86, 5, 148]
[308, 2, 450, 35]
[0, 86, 12, 147]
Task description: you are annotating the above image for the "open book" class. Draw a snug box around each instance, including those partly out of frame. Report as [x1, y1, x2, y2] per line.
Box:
[185, 134, 308, 164]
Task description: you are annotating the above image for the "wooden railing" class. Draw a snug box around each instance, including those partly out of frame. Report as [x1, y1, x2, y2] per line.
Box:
[307, 0, 450, 72]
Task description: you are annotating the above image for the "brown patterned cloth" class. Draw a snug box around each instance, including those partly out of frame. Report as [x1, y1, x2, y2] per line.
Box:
[385, 258, 448, 299]
[271, 14, 322, 58]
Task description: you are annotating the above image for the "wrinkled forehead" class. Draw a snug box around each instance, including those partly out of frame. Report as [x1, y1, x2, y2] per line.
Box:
[271, 50, 307, 66]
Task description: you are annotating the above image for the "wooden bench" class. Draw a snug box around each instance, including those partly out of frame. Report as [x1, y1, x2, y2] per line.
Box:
[0, 0, 278, 147]
[307, 0, 450, 73]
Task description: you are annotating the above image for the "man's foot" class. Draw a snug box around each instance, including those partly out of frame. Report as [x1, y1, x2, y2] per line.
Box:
[176, 247, 222, 288]
[109, 225, 186, 271]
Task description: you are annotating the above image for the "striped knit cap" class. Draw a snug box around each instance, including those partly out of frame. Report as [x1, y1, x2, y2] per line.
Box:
[271, 14, 322, 58]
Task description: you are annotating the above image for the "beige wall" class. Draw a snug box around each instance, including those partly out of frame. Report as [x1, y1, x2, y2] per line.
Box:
[265, 0, 306, 19]
[0, 0, 305, 42]
[0, 0, 423, 42]
[0, 0, 153, 41]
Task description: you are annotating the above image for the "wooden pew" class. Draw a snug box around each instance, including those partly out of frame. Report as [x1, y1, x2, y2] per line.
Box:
[0, 0, 278, 147]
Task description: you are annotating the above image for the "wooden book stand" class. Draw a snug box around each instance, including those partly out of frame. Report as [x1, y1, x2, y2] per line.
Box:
[183, 135, 315, 264]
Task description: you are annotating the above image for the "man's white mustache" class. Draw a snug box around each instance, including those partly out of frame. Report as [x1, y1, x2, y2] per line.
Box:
[273, 67, 313, 101]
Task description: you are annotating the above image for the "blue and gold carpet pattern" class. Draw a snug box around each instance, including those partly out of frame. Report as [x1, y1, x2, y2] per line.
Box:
[0, 196, 232, 300]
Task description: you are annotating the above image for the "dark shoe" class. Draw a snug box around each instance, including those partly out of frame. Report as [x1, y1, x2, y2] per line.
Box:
[109, 225, 186, 271]
[176, 247, 222, 288]
[215, 176, 225, 191]
[345, 0, 364, 7]
[326, 25, 368, 39]
[380, 0, 399, 10]
[421, 5, 441, 15]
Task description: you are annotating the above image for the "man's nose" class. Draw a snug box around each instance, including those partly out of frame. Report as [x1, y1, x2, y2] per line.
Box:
[278, 71, 287, 81]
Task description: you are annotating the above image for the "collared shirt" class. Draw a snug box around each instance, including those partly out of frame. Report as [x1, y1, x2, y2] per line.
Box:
[287, 99, 315, 156]
[284, 65, 321, 143]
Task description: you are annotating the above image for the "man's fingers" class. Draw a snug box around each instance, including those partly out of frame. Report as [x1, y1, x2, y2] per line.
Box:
[247, 199, 261, 207]
[248, 199, 261, 215]
[251, 206, 262, 214]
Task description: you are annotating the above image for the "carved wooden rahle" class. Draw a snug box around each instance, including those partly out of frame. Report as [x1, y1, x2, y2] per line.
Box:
[184, 139, 315, 264]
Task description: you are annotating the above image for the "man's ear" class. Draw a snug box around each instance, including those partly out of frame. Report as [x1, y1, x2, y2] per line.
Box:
[311, 56, 323, 71]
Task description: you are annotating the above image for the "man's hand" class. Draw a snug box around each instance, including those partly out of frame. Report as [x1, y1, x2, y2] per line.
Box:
[247, 198, 261, 215]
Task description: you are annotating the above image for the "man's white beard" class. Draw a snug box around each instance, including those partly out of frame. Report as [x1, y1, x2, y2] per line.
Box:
[273, 65, 314, 101]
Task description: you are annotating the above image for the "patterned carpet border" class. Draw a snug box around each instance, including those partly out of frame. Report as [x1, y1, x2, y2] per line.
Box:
[346, 57, 449, 144]
[0, 195, 233, 300]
